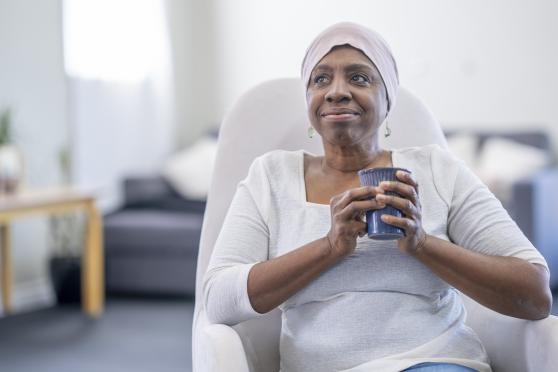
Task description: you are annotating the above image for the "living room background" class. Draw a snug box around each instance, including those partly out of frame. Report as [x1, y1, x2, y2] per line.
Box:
[0, 0, 557, 316]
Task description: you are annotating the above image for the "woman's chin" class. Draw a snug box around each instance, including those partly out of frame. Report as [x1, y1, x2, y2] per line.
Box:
[324, 131, 369, 145]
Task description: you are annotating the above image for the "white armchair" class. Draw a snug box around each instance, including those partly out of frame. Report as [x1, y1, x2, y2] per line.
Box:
[193, 78, 558, 372]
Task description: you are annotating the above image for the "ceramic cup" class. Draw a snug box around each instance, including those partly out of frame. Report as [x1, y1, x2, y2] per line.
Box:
[357, 167, 411, 240]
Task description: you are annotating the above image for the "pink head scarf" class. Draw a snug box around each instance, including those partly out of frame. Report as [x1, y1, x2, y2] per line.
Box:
[301, 22, 399, 113]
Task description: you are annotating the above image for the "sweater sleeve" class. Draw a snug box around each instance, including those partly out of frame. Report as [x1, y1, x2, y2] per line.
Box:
[203, 156, 271, 325]
[431, 146, 549, 271]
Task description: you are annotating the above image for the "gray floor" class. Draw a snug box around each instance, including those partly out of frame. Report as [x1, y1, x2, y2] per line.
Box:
[0, 297, 194, 372]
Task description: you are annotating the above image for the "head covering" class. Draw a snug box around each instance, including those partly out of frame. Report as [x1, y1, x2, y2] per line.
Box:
[301, 22, 399, 113]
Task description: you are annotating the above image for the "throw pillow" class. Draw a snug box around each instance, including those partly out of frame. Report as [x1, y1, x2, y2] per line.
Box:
[476, 137, 549, 205]
[446, 133, 479, 170]
[162, 136, 218, 200]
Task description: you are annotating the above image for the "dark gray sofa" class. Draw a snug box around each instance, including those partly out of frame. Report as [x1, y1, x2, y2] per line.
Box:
[445, 130, 558, 289]
[103, 176, 205, 296]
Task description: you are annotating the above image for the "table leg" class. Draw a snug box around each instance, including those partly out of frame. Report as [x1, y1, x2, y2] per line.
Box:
[1, 223, 12, 314]
[82, 201, 104, 317]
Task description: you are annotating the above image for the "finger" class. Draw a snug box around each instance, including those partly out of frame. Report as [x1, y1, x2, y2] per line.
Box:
[339, 198, 386, 220]
[346, 220, 368, 238]
[379, 180, 418, 205]
[375, 194, 417, 217]
[333, 220, 367, 238]
[381, 214, 415, 231]
[334, 186, 385, 211]
[357, 210, 365, 223]
[396, 170, 418, 189]
[353, 221, 368, 236]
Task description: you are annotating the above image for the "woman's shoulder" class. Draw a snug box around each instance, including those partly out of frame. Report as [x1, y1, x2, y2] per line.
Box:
[254, 149, 303, 172]
[257, 148, 302, 162]
[395, 144, 462, 171]
[245, 149, 303, 185]
[395, 143, 450, 157]
[395, 144, 467, 205]
[242, 150, 302, 204]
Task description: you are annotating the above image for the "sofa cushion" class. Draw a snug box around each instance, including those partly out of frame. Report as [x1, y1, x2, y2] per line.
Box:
[127, 196, 207, 214]
[123, 176, 207, 213]
[106, 255, 197, 295]
[104, 210, 203, 258]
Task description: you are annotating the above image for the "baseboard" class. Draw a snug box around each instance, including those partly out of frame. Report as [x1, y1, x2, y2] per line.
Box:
[0, 277, 55, 317]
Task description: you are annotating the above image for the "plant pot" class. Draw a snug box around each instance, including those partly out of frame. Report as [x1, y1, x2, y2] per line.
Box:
[0, 144, 25, 194]
[49, 255, 81, 305]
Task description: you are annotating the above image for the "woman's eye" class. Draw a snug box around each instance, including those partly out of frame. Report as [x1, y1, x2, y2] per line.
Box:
[351, 74, 369, 83]
[314, 75, 329, 84]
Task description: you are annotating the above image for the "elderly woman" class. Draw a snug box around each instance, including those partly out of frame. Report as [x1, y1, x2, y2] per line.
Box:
[203, 22, 551, 372]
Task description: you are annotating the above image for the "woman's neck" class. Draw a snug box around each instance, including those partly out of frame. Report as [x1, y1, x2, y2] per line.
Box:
[320, 145, 391, 176]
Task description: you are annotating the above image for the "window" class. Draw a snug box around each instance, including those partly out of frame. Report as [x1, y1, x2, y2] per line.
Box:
[63, 0, 167, 82]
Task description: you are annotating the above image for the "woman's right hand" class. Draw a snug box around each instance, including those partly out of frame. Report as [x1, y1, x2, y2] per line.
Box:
[326, 186, 386, 257]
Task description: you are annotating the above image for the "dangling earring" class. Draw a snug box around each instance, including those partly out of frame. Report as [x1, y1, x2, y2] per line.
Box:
[308, 126, 315, 139]
[384, 120, 391, 138]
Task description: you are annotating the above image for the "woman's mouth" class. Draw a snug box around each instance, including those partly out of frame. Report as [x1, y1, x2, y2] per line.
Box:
[321, 113, 360, 121]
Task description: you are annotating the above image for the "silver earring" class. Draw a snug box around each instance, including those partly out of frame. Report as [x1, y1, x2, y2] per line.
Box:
[384, 120, 391, 138]
[308, 126, 315, 139]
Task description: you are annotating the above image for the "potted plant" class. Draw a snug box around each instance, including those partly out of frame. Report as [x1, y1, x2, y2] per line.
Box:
[48, 212, 85, 305]
[0, 108, 25, 194]
[48, 146, 85, 305]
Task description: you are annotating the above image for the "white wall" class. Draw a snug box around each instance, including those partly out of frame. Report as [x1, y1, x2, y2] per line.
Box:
[214, 0, 558, 154]
[166, 0, 223, 148]
[0, 0, 68, 313]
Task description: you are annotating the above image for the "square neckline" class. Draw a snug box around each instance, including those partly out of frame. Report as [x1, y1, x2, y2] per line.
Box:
[298, 149, 400, 208]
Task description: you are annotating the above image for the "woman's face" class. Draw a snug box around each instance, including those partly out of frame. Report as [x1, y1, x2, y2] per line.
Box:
[306, 46, 388, 147]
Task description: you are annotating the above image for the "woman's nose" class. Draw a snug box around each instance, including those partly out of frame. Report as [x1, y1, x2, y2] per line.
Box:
[324, 78, 351, 103]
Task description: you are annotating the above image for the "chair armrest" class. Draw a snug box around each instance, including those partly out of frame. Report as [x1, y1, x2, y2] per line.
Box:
[525, 314, 558, 371]
[194, 309, 250, 372]
[463, 294, 558, 372]
[202, 323, 250, 372]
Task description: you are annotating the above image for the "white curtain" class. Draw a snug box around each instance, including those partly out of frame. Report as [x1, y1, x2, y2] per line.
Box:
[63, 0, 176, 212]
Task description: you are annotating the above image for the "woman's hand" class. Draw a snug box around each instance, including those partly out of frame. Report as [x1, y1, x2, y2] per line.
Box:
[327, 186, 386, 257]
[376, 171, 427, 255]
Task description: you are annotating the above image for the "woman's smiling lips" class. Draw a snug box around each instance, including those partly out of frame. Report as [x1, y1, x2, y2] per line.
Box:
[320, 108, 360, 121]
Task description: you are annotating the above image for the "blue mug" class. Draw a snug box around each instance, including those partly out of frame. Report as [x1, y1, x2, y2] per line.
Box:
[357, 167, 411, 240]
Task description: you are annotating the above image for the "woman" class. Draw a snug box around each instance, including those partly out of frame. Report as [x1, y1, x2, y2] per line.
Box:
[203, 22, 552, 372]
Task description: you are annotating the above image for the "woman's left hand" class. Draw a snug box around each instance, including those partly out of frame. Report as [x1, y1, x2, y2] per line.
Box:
[375, 171, 427, 255]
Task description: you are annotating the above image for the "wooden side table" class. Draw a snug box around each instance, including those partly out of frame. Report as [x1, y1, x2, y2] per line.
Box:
[0, 188, 104, 317]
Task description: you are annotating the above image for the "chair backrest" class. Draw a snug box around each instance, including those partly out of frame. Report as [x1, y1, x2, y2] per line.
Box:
[193, 78, 447, 371]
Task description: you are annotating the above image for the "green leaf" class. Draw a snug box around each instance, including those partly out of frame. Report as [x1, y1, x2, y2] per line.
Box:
[0, 108, 12, 145]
